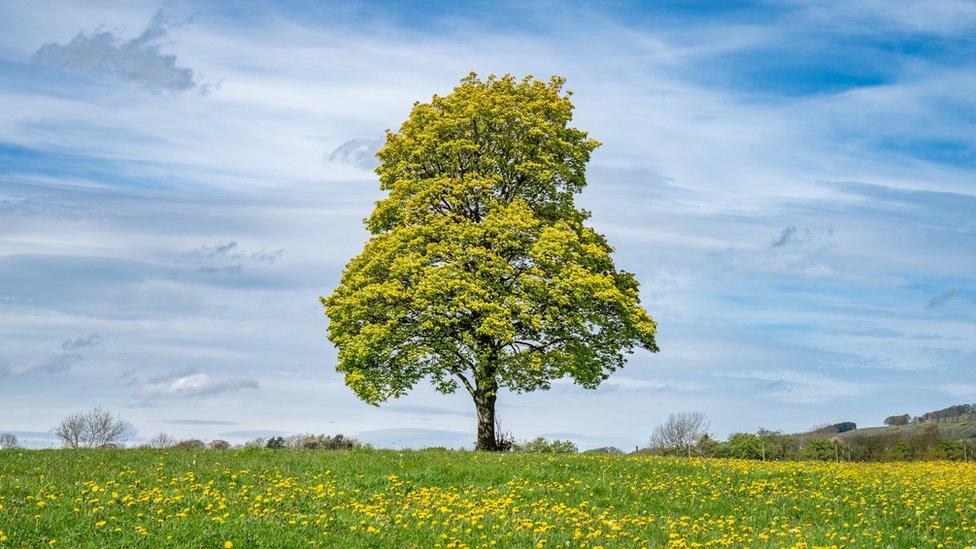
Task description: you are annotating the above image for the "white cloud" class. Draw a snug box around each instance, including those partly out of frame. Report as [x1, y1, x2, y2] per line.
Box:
[727, 370, 870, 404]
[135, 372, 258, 400]
[0, 352, 83, 376]
[942, 383, 976, 399]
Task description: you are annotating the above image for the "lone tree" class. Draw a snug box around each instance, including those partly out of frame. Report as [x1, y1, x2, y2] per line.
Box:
[649, 412, 710, 457]
[322, 74, 658, 450]
[54, 407, 129, 449]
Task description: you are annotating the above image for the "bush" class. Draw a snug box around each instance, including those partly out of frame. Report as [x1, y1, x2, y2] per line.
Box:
[289, 434, 368, 450]
[583, 446, 623, 455]
[172, 439, 206, 450]
[266, 436, 286, 449]
[514, 437, 578, 454]
[209, 439, 231, 450]
[494, 425, 515, 452]
[800, 438, 836, 461]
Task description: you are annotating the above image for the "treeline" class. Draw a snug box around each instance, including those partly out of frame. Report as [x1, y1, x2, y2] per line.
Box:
[648, 414, 976, 462]
[885, 403, 975, 425]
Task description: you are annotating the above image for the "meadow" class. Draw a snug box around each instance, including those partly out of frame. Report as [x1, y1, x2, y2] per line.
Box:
[1, 449, 974, 548]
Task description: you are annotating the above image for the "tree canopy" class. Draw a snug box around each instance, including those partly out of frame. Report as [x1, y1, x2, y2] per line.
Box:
[322, 73, 658, 449]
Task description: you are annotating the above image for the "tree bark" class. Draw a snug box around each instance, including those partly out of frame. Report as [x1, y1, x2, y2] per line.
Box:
[474, 391, 497, 451]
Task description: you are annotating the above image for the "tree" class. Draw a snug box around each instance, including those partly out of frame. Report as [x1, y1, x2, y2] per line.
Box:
[266, 436, 285, 449]
[884, 414, 910, 426]
[209, 439, 231, 450]
[54, 407, 129, 449]
[322, 74, 659, 450]
[0, 433, 17, 449]
[649, 412, 710, 457]
[148, 432, 175, 449]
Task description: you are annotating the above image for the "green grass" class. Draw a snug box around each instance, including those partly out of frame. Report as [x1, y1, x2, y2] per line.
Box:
[1, 449, 975, 547]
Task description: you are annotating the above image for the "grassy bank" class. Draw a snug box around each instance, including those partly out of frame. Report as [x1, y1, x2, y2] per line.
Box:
[1, 449, 974, 547]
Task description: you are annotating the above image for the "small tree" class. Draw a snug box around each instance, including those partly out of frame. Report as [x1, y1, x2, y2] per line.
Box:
[55, 407, 129, 449]
[266, 436, 285, 449]
[172, 439, 206, 450]
[322, 74, 659, 450]
[884, 414, 910, 426]
[0, 433, 18, 449]
[209, 439, 231, 450]
[649, 412, 710, 457]
[148, 432, 175, 449]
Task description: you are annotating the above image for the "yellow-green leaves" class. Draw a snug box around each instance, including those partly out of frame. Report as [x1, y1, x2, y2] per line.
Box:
[322, 73, 657, 406]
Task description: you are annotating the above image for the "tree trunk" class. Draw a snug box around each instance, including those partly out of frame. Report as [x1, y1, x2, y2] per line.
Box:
[474, 391, 497, 451]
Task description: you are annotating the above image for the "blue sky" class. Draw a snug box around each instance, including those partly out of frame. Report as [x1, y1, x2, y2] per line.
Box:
[1, 0, 975, 449]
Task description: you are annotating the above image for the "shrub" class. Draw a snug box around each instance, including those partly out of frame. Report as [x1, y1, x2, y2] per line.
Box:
[514, 437, 578, 454]
[266, 436, 286, 449]
[494, 420, 516, 452]
[290, 434, 367, 450]
[800, 438, 836, 461]
[172, 439, 206, 450]
[583, 446, 623, 455]
[209, 439, 231, 450]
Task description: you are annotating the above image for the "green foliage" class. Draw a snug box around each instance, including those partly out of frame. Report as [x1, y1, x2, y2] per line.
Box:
[513, 436, 578, 454]
[582, 446, 624, 455]
[265, 436, 285, 449]
[288, 433, 369, 451]
[884, 414, 910, 426]
[799, 438, 836, 461]
[171, 439, 206, 450]
[717, 433, 764, 460]
[322, 74, 658, 448]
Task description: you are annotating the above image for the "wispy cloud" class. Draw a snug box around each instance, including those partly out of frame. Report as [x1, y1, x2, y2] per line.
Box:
[727, 370, 870, 404]
[61, 333, 106, 350]
[942, 383, 976, 399]
[163, 418, 239, 426]
[325, 138, 383, 170]
[927, 288, 962, 308]
[171, 241, 285, 278]
[380, 404, 473, 418]
[0, 352, 83, 376]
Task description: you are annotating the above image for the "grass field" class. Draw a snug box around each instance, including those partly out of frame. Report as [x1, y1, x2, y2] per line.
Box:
[1, 449, 974, 548]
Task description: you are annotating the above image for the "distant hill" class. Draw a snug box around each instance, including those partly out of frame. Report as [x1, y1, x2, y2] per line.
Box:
[790, 404, 976, 446]
[836, 413, 976, 444]
[792, 422, 857, 441]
